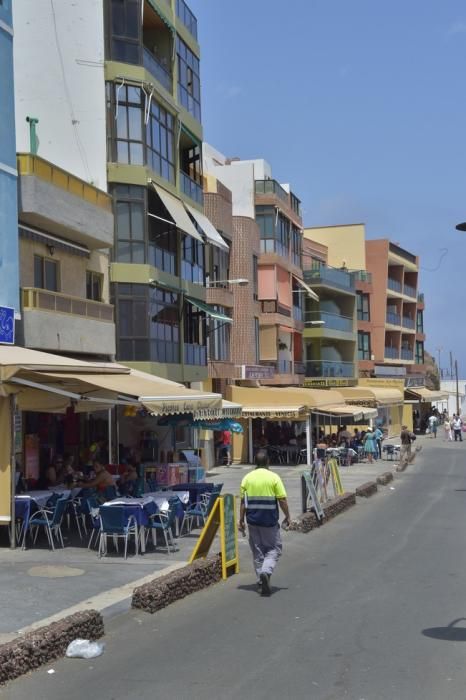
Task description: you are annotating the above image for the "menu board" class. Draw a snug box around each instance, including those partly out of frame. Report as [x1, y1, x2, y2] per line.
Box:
[190, 494, 239, 579]
[222, 494, 237, 566]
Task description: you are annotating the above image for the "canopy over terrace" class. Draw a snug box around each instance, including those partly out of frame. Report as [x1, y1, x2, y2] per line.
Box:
[405, 387, 449, 402]
[337, 386, 404, 406]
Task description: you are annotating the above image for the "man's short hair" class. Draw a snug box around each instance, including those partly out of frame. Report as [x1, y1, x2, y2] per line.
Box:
[401, 425, 407, 430]
[255, 449, 269, 468]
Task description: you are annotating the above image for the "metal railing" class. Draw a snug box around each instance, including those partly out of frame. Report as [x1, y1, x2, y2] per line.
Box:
[402, 316, 415, 329]
[403, 283, 417, 298]
[180, 170, 203, 205]
[386, 311, 401, 326]
[22, 288, 114, 322]
[384, 347, 399, 359]
[352, 270, 373, 284]
[387, 277, 402, 293]
[401, 348, 414, 360]
[305, 311, 354, 333]
[305, 360, 355, 378]
[254, 179, 289, 203]
[304, 266, 355, 290]
[143, 48, 173, 93]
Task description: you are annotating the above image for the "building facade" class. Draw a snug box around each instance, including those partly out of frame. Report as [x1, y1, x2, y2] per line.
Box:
[0, 0, 19, 321]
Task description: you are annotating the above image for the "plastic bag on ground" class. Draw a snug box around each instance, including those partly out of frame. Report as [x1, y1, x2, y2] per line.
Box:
[65, 639, 105, 659]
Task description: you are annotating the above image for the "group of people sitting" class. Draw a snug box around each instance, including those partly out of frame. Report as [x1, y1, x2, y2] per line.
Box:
[316, 425, 386, 464]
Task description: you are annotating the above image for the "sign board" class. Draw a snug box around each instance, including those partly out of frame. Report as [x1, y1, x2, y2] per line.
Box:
[304, 378, 358, 388]
[0, 306, 15, 345]
[301, 470, 324, 520]
[328, 458, 344, 496]
[240, 365, 275, 380]
[189, 494, 239, 579]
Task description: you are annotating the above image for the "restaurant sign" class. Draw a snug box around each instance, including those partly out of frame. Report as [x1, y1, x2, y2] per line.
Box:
[0, 306, 15, 345]
[240, 365, 275, 380]
[190, 494, 239, 579]
[304, 378, 358, 388]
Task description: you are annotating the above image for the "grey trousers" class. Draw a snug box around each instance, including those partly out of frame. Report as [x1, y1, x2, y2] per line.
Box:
[248, 524, 282, 578]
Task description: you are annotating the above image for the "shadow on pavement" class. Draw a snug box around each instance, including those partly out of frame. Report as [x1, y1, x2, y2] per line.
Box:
[422, 618, 466, 641]
[237, 583, 289, 594]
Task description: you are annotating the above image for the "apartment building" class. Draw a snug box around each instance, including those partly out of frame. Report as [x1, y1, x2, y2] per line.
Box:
[0, 0, 19, 324]
[204, 144, 305, 386]
[14, 0, 225, 383]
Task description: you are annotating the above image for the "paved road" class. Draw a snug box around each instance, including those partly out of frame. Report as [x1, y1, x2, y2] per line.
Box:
[5, 441, 466, 700]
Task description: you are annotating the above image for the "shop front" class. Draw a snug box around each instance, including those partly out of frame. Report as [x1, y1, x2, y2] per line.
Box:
[338, 383, 405, 436]
[404, 387, 449, 433]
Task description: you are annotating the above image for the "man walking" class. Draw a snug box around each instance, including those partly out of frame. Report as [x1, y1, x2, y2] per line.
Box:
[399, 425, 414, 469]
[452, 415, 463, 442]
[239, 450, 290, 596]
[428, 413, 438, 438]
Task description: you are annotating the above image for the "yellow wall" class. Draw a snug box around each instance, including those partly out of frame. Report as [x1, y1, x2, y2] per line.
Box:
[402, 403, 413, 432]
[0, 397, 12, 522]
[303, 224, 366, 271]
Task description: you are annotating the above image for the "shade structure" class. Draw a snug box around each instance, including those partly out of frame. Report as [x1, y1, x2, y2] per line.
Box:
[338, 386, 403, 406]
[293, 275, 319, 302]
[405, 387, 449, 402]
[185, 203, 230, 252]
[227, 385, 309, 419]
[151, 183, 203, 242]
[311, 404, 378, 421]
[185, 297, 232, 323]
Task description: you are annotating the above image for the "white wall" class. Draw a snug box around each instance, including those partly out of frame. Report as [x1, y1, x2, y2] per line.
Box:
[208, 161, 256, 219]
[13, 0, 107, 188]
[433, 380, 466, 418]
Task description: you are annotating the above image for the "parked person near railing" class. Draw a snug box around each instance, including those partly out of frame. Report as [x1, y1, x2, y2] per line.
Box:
[363, 428, 378, 464]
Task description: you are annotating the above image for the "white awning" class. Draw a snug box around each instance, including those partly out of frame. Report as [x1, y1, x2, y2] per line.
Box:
[293, 275, 319, 301]
[152, 183, 203, 242]
[185, 203, 229, 252]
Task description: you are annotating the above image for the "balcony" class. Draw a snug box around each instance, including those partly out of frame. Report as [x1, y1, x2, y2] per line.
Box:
[21, 288, 115, 356]
[17, 154, 113, 250]
[401, 348, 414, 361]
[387, 277, 402, 293]
[255, 179, 288, 203]
[384, 347, 399, 359]
[304, 267, 355, 292]
[184, 343, 207, 366]
[261, 300, 291, 318]
[386, 311, 401, 326]
[305, 311, 354, 333]
[404, 283, 417, 298]
[402, 316, 415, 330]
[143, 47, 173, 93]
[305, 360, 355, 378]
[352, 270, 373, 284]
[418, 292, 424, 304]
[180, 170, 203, 205]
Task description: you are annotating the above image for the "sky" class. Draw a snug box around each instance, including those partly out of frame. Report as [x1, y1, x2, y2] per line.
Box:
[188, 0, 466, 376]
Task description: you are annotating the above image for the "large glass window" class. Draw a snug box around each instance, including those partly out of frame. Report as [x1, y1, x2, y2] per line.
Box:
[252, 255, 258, 301]
[107, 0, 141, 64]
[208, 245, 229, 288]
[415, 341, 425, 364]
[182, 234, 204, 284]
[416, 310, 424, 333]
[86, 271, 103, 301]
[146, 100, 175, 183]
[176, 36, 201, 121]
[256, 205, 290, 258]
[113, 185, 145, 263]
[291, 224, 301, 267]
[208, 308, 231, 362]
[254, 318, 260, 364]
[357, 292, 370, 321]
[34, 255, 59, 292]
[150, 288, 180, 364]
[176, 0, 198, 39]
[358, 331, 371, 360]
[184, 302, 206, 365]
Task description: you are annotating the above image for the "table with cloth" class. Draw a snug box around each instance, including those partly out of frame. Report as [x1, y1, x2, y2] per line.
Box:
[101, 491, 189, 553]
[170, 483, 213, 505]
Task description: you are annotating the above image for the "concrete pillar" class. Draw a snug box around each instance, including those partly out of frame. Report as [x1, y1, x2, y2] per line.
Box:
[248, 417, 253, 464]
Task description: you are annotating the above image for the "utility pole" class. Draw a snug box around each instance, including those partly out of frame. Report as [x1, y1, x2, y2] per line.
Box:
[455, 359, 460, 416]
[450, 351, 454, 380]
[436, 346, 442, 379]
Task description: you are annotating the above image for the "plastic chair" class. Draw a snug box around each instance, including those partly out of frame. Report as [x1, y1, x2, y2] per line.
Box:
[86, 496, 102, 549]
[28, 497, 68, 550]
[12, 499, 31, 550]
[181, 488, 221, 535]
[146, 478, 157, 492]
[145, 497, 179, 553]
[98, 506, 138, 559]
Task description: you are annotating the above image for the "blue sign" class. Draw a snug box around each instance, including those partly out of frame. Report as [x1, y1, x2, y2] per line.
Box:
[0, 306, 15, 345]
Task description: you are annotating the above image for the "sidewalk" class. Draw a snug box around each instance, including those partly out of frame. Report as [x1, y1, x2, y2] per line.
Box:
[0, 435, 424, 641]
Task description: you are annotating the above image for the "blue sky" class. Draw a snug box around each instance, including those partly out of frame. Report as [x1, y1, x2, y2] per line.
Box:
[189, 0, 466, 376]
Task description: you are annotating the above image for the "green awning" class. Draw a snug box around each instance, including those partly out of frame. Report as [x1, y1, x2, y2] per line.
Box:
[147, 0, 176, 33]
[185, 297, 232, 323]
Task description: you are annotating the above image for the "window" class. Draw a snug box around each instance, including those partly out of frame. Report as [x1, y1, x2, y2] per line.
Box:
[292, 279, 303, 321]
[207, 307, 231, 362]
[115, 284, 149, 361]
[146, 100, 175, 183]
[415, 341, 425, 365]
[34, 255, 59, 292]
[182, 234, 204, 284]
[107, 0, 141, 64]
[113, 185, 145, 263]
[357, 292, 370, 321]
[176, 0, 198, 38]
[184, 302, 206, 365]
[358, 331, 371, 360]
[256, 205, 290, 258]
[176, 36, 201, 121]
[86, 271, 103, 301]
[416, 310, 424, 333]
[254, 318, 260, 364]
[209, 245, 229, 288]
[252, 255, 258, 300]
[291, 224, 301, 267]
[150, 288, 180, 363]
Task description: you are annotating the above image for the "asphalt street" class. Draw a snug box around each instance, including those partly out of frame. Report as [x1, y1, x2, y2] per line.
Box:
[4, 440, 466, 700]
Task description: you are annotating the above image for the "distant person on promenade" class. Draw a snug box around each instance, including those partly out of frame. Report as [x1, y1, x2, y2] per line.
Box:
[428, 413, 438, 438]
[363, 428, 377, 463]
[444, 417, 453, 442]
[452, 415, 463, 442]
[239, 449, 290, 597]
[399, 425, 416, 469]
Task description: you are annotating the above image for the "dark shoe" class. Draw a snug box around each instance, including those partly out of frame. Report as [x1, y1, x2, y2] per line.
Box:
[260, 572, 271, 597]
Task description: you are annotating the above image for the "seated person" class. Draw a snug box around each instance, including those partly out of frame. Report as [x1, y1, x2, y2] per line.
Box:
[77, 460, 114, 494]
[117, 463, 138, 496]
[62, 455, 83, 486]
[45, 456, 64, 487]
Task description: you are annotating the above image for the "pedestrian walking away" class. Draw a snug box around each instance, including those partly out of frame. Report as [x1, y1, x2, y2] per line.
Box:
[444, 417, 452, 442]
[452, 415, 463, 442]
[428, 413, 438, 438]
[239, 449, 290, 596]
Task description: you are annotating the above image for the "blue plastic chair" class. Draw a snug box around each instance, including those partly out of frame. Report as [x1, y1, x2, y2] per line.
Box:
[145, 497, 179, 553]
[180, 488, 221, 535]
[86, 496, 102, 550]
[98, 506, 138, 559]
[13, 499, 31, 550]
[28, 497, 68, 550]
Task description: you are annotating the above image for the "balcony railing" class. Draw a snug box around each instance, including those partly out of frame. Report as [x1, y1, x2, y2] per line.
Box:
[384, 347, 399, 359]
[184, 343, 207, 366]
[352, 270, 373, 284]
[22, 288, 114, 322]
[293, 306, 303, 322]
[260, 360, 294, 375]
[401, 348, 414, 361]
[387, 277, 402, 293]
[402, 316, 415, 329]
[386, 311, 401, 326]
[403, 283, 417, 298]
[143, 48, 173, 93]
[294, 361, 305, 375]
[305, 311, 354, 333]
[255, 179, 289, 203]
[260, 300, 291, 317]
[304, 266, 355, 291]
[180, 171, 204, 205]
[305, 360, 355, 378]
